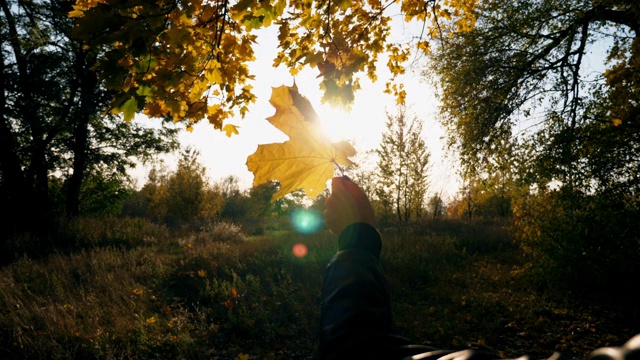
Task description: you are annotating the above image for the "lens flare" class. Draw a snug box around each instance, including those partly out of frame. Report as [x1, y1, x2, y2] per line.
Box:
[290, 209, 322, 234]
[292, 243, 309, 258]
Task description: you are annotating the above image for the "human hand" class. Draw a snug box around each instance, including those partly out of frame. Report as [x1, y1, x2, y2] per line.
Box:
[324, 177, 376, 236]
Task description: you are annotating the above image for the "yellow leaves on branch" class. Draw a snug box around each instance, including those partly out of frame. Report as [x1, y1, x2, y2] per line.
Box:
[68, 0, 106, 18]
[246, 84, 355, 201]
[69, 0, 478, 133]
[69, 0, 257, 132]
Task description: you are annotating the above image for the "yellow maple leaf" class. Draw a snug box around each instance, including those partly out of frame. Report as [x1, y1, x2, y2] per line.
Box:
[223, 123, 239, 137]
[246, 84, 355, 201]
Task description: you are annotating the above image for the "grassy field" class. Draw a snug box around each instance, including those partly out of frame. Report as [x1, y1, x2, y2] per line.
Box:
[0, 219, 637, 359]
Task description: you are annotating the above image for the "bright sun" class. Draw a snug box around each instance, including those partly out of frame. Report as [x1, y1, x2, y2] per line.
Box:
[315, 101, 387, 154]
[316, 107, 351, 142]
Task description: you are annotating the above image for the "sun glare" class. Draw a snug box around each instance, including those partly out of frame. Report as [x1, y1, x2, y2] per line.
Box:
[316, 106, 355, 143]
[314, 96, 387, 153]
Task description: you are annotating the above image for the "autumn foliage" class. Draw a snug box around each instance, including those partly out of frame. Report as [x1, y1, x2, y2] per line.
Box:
[246, 84, 355, 200]
[68, 0, 478, 132]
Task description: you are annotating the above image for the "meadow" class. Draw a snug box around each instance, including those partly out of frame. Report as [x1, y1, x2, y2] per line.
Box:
[0, 218, 637, 359]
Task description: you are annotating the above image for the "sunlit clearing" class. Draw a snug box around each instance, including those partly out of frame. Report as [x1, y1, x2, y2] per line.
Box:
[290, 209, 323, 234]
[292, 243, 309, 258]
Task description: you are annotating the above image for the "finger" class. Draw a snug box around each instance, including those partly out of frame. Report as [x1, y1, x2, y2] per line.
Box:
[323, 201, 341, 235]
[333, 177, 366, 200]
[323, 196, 335, 215]
[331, 176, 350, 193]
[336, 179, 368, 207]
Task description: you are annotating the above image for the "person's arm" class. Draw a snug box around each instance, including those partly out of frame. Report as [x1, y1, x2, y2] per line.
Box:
[320, 177, 424, 359]
[319, 222, 401, 359]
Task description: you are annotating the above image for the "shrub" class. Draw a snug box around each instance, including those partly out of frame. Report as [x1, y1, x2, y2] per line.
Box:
[408, 219, 515, 255]
[513, 188, 640, 298]
[59, 216, 170, 249]
[195, 221, 248, 244]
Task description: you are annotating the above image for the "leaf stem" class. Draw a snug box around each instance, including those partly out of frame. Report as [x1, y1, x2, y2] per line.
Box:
[334, 160, 345, 177]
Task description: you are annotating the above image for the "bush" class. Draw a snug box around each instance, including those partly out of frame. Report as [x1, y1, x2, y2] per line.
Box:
[513, 188, 640, 298]
[195, 221, 248, 244]
[59, 216, 170, 249]
[2, 216, 170, 261]
[407, 219, 515, 255]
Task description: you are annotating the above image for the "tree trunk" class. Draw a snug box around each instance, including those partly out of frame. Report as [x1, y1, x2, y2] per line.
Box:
[0, 55, 31, 244]
[0, 0, 53, 245]
[65, 54, 98, 217]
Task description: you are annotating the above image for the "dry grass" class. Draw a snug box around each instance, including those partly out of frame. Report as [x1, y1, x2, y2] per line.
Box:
[0, 219, 332, 359]
[0, 218, 636, 359]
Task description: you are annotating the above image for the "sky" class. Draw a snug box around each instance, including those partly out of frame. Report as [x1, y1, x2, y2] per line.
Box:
[131, 21, 462, 200]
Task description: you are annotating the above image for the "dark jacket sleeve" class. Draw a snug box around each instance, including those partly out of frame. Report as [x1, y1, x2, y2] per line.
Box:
[319, 223, 424, 360]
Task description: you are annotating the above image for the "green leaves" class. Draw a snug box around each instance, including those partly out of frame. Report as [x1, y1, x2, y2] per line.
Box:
[120, 98, 139, 122]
